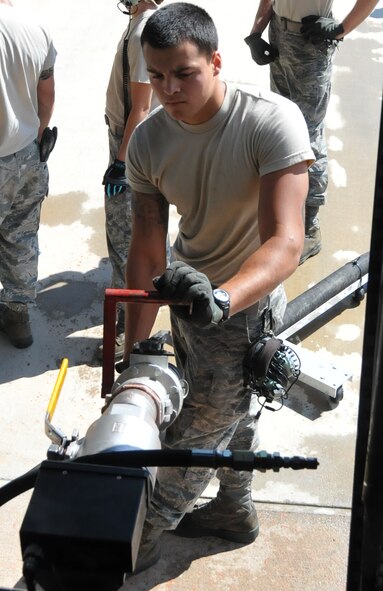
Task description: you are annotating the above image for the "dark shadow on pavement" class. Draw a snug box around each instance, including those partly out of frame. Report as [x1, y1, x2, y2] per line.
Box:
[282, 382, 341, 421]
[0, 259, 111, 384]
[6, 533, 250, 591]
[120, 531, 251, 591]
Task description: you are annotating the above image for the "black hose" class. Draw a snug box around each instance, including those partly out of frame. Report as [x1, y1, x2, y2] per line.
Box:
[279, 252, 369, 336]
[73, 448, 318, 472]
[0, 463, 41, 506]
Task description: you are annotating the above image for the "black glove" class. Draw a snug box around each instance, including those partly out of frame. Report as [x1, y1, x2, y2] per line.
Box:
[103, 159, 128, 198]
[153, 261, 223, 327]
[39, 126, 57, 162]
[301, 15, 344, 44]
[244, 32, 279, 65]
[115, 359, 129, 374]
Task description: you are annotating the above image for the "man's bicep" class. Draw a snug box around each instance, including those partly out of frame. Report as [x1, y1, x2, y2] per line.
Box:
[258, 162, 309, 242]
[131, 191, 169, 242]
[130, 82, 153, 113]
[37, 75, 55, 107]
[39, 66, 54, 81]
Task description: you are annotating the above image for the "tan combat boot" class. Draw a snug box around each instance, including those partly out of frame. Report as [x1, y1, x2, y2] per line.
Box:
[173, 484, 259, 544]
[0, 302, 33, 348]
[299, 206, 322, 265]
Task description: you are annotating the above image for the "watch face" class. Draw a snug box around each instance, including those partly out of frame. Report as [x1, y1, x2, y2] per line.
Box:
[213, 289, 230, 304]
[213, 289, 230, 322]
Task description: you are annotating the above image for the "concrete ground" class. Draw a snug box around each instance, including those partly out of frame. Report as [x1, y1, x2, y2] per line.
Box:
[1, 1, 383, 590]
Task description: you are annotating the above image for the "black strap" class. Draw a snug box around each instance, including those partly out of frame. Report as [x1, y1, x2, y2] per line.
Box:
[243, 335, 283, 384]
[261, 303, 275, 333]
[122, 22, 132, 125]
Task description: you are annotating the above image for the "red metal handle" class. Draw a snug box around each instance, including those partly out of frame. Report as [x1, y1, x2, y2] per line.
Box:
[101, 289, 174, 397]
[104, 288, 170, 304]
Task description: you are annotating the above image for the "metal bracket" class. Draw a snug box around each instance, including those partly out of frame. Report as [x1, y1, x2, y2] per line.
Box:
[286, 341, 352, 400]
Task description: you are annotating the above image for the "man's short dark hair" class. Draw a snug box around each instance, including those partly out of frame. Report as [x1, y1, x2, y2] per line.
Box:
[141, 2, 219, 58]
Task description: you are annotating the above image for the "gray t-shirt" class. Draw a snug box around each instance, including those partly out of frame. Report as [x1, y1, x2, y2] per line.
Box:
[105, 10, 156, 129]
[273, 0, 333, 20]
[0, 6, 57, 156]
[128, 83, 314, 285]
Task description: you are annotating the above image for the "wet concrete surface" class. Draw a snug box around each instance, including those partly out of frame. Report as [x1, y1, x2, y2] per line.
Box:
[1, 1, 382, 590]
[2, 502, 350, 591]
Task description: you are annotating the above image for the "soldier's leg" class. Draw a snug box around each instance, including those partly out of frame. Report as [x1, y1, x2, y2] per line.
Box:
[98, 128, 132, 360]
[140, 310, 264, 555]
[174, 288, 287, 542]
[105, 187, 132, 292]
[0, 141, 48, 347]
[174, 405, 260, 543]
[269, 16, 337, 262]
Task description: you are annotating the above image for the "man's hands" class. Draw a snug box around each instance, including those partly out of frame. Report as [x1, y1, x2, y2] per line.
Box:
[301, 16, 344, 44]
[103, 159, 128, 198]
[244, 32, 279, 65]
[153, 262, 223, 327]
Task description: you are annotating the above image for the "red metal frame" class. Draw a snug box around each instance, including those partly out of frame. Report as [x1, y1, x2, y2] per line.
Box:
[101, 288, 170, 397]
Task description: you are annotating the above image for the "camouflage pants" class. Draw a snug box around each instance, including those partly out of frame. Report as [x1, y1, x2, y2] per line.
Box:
[146, 298, 286, 533]
[104, 123, 170, 322]
[269, 15, 337, 208]
[0, 140, 48, 304]
[104, 126, 132, 293]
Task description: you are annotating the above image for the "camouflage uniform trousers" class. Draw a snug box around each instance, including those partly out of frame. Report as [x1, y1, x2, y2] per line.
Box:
[145, 291, 286, 534]
[104, 126, 132, 294]
[0, 140, 48, 304]
[269, 14, 338, 209]
[104, 123, 170, 324]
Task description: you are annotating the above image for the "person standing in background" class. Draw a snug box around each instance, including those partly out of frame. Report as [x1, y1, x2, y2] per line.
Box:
[99, 0, 164, 361]
[0, 0, 57, 348]
[245, 0, 379, 264]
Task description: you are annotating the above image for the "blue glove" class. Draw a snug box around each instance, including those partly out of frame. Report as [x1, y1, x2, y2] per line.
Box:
[301, 15, 344, 44]
[103, 159, 128, 198]
[153, 262, 223, 327]
[244, 32, 279, 65]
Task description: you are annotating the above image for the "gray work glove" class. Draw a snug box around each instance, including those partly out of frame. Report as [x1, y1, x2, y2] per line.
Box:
[103, 158, 128, 198]
[153, 261, 223, 327]
[300, 15, 344, 44]
[244, 32, 279, 65]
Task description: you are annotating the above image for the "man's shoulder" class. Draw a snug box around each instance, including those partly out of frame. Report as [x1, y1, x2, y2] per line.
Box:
[0, 5, 54, 50]
[130, 9, 155, 37]
[229, 84, 302, 125]
[133, 105, 167, 136]
[233, 84, 299, 112]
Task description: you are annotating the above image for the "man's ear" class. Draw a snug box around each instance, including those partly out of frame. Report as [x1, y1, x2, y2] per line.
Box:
[211, 51, 223, 76]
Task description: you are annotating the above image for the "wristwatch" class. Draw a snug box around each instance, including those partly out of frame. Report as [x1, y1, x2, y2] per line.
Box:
[213, 288, 231, 323]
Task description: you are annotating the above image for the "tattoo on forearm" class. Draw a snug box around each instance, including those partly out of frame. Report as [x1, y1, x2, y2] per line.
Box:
[132, 193, 168, 235]
[40, 67, 54, 80]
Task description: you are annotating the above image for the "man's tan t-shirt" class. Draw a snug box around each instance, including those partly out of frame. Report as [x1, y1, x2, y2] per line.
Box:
[273, 0, 333, 21]
[127, 84, 314, 286]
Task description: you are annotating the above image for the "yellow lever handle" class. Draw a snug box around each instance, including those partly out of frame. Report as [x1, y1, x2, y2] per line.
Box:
[46, 358, 68, 422]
